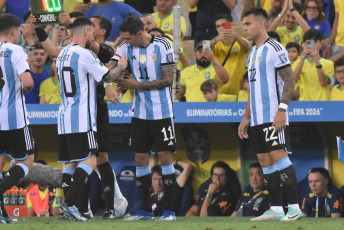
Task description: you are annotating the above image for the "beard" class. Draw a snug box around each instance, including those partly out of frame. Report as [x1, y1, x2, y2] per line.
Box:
[196, 58, 211, 68]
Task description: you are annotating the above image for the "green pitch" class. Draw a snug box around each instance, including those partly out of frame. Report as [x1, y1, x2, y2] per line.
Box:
[4, 217, 344, 230]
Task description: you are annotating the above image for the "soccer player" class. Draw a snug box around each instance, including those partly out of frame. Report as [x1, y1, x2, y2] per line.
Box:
[238, 8, 302, 221]
[57, 16, 128, 221]
[110, 15, 177, 221]
[0, 13, 34, 223]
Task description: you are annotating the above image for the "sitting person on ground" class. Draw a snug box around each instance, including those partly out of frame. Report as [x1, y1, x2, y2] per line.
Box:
[330, 57, 344, 100]
[232, 162, 270, 217]
[201, 79, 237, 102]
[128, 161, 192, 217]
[237, 72, 249, 102]
[186, 161, 241, 217]
[301, 167, 342, 218]
[177, 42, 229, 102]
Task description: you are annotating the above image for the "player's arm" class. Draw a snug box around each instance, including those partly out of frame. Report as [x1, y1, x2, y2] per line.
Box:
[102, 57, 128, 83]
[185, 204, 199, 216]
[34, 26, 63, 58]
[238, 94, 250, 139]
[20, 72, 34, 94]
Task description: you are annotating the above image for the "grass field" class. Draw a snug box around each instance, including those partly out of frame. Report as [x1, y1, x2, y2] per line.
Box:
[4, 217, 344, 230]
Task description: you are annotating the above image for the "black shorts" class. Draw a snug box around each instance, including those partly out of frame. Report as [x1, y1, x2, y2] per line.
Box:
[58, 130, 99, 163]
[0, 126, 35, 160]
[97, 99, 110, 152]
[130, 118, 177, 153]
[250, 123, 291, 154]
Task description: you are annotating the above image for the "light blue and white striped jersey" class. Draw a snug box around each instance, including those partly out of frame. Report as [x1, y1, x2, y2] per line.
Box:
[57, 44, 109, 134]
[0, 42, 30, 130]
[248, 38, 291, 127]
[112, 35, 175, 120]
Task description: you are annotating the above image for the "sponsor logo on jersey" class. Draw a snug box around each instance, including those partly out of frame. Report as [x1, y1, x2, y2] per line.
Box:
[120, 170, 135, 181]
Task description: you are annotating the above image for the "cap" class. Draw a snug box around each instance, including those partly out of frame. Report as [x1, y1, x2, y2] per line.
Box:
[195, 41, 203, 51]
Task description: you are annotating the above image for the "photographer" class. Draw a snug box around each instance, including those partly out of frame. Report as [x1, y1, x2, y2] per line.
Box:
[293, 29, 334, 101]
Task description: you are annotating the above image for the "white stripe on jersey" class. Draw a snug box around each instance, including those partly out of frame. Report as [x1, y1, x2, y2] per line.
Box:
[113, 36, 175, 120]
[57, 44, 109, 134]
[0, 42, 30, 130]
[248, 38, 291, 127]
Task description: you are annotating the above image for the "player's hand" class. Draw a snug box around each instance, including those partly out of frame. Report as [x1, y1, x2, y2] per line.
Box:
[118, 57, 128, 69]
[117, 75, 139, 89]
[238, 117, 250, 139]
[208, 181, 220, 194]
[272, 110, 286, 132]
[105, 84, 120, 105]
[59, 11, 72, 27]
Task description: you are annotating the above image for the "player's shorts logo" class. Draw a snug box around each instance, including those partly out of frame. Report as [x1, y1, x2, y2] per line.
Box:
[139, 54, 147, 64]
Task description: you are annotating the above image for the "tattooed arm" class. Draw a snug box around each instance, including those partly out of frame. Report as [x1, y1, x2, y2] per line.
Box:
[272, 65, 295, 132]
[102, 57, 127, 83]
[117, 64, 175, 90]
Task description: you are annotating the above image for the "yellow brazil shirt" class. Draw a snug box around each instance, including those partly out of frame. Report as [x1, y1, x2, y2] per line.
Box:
[152, 12, 187, 39]
[330, 85, 344, 100]
[299, 58, 334, 101]
[39, 77, 61, 104]
[27, 187, 64, 209]
[217, 94, 237, 102]
[214, 39, 249, 95]
[276, 25, 303, 47]
[237, 90, 249, 102]
[180, 64, 217, 102]
[291, 57, 301, 90]
[334, 0, 344, 46]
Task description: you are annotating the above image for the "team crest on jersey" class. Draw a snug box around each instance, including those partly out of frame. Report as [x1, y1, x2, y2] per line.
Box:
[140, 54, 147, 64]
[205, 72, 210, 79]
[252, 55, 256, 63]
[295, 35, 300, 42]
[234, 48, 238, 53]
[164, 23, 169, 29]
[166, 53, 173, 62]
[151, 54, 157, 62]
[279, 54, 287, 63]
[258, 55, 262, 63]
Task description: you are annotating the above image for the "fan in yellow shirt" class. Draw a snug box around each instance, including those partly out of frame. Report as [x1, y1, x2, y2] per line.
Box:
[212, 15, 250, 95]
[177, 42, 229, 102]
[39, 58, 61, 104]
[201, 79, 237, 102]
[286, 42, 301, 100]
[237, 72, 249, 102]
[330, 57, 344, 101]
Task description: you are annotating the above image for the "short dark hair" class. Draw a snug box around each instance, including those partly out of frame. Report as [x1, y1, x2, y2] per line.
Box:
[92, 15, 112, 40]
[243, 71, 248, 81]
[308, 167, 332, 187]
[119, 15, 144, 35]
[151, 165, 162, 176]
[71, 16, 94, 31]
[32, 43, 45, 51]
[303, 28, 323, 42]
[148, 28, 165, 36]
[200, 79, 218, 92]
[249, 162, 262, 169]
[334, 57, 344, 69]
[243, 7, 268, 20]
[69, 11, 85, 19]
[24, 10, 31, 22]
[268, 31, 281, 43]
[214, 13, 232, 24]
[0, 13, 22, 34]
[286, 42, 300, 53]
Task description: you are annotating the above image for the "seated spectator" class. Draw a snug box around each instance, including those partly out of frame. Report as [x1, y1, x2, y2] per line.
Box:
[201, 79, 237, 102]
[39, 58, 61, 104]
[330, 57, 344, 100]
[237, 72, 249, 102]
[293, 29, 334, 101]
[177, 42, 229, 102]
[141, 14, 158, 33]
[301, 168, 342, 218]
[26, 183, 64, 217]
[268, 1, 310, 47]
[25, 44, 50, 104]
[128, 161, 192, 216]
[286, 42, 301, 100]
[301, 0, 331, 43]
[186, 161, 241, 217]
[232, 163, 270, 217]
[210, 14, 249, 96]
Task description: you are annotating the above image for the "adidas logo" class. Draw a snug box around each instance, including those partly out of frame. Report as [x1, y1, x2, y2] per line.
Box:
[5, 172, 10, 177]
[62, 183, 69, 188]
[272, 141, 278, 146]
[104, 186, 111, 192]
[168, 141, 174, 146]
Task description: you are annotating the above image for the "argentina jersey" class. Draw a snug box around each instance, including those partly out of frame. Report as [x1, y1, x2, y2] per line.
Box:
[248, 38, 291, 127]
[112, 35, 175, 120]
[0, 42, 30, 130]
[57, 44, 109, 134]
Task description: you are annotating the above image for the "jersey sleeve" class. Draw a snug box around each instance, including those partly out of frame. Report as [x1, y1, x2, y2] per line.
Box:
[13, 46, 30, 75]
[82, 50, 109, 83]
[111, 42, 128, 61]
[159, 39, 175, 66]
[271, 46, 291, 69]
